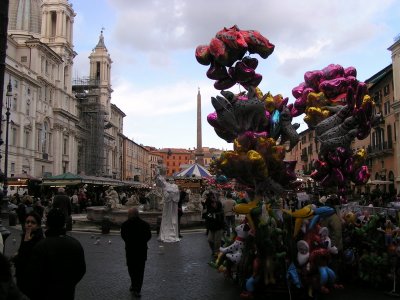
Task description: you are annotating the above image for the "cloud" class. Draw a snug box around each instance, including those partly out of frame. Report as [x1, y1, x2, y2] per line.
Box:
[112, 79, 204, 117]
[72, 0, 398, 149]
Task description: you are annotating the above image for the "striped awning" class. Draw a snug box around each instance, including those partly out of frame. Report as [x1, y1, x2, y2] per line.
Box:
[174, 163, 211, 178]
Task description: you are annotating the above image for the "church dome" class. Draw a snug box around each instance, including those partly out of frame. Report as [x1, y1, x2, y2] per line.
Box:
[8, 0, 42, 35]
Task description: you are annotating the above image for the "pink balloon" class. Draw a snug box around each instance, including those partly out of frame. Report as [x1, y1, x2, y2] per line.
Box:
[292, 83, 305, 98]
[322, 64, 344, 80]
[284, 160, 297, 181]
[327, 152, 342, 168]
[311, 170, 326, 181]
[343, 157, 354, 175]
[344, 66, 357, 78]
[353, 165, 370, 185]
[332, 168, 345, 186]
[313, 159, 330, 175]
[304, 70, 323, 91]
[207, 112, 219, 127]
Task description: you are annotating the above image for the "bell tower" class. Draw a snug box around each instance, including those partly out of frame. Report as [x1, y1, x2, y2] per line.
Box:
[88, 30, 113, 115]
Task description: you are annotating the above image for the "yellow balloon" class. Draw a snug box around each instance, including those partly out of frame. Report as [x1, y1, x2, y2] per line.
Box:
[247, 150, 262, 161]
[307, 92, 328, 108]
[355, 148, 366, 160]
[263, 92, 276, 113]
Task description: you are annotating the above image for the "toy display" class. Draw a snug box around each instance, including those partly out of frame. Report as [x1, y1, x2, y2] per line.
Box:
[195, 25, 393, 298]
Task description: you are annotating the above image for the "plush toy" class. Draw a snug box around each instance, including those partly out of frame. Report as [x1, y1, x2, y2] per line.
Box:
[220, 222, 251, 264]
[377, 219, 400, 247]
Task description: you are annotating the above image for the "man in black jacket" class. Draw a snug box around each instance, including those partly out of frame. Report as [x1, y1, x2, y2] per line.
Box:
[26, 208, 86, 300]
[121, 207, 152, 298]
[52, 187, 72, 230]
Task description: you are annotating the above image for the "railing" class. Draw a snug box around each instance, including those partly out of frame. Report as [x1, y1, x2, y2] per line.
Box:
[367, 141, 393, 155]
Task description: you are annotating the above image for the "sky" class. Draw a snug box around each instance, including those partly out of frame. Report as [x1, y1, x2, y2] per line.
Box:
[70, 0, 400, 150]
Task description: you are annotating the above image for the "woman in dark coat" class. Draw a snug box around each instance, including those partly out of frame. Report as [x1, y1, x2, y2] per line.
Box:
[14, 212, 44, 296]
[204, 192, 225, 257]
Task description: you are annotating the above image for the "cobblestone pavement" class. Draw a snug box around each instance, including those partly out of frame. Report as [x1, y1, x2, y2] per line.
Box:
[4, 224, 244, 300]
[1, 220, 396, 300]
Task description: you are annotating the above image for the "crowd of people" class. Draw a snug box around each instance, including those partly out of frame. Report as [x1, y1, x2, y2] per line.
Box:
[1, 206, 86, 300]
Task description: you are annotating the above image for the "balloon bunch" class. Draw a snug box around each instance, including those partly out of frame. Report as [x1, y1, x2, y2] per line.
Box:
[195, 26, 300, 192]
[210, 130, 298, 189]
[291, 64, 359, 122]
[195, 25, 274, 90]
[289, 65, 379, 201]
[311, 148, 370, 197]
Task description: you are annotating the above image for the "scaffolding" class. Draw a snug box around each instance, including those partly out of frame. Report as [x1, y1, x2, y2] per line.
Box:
[72, 77, 108, 176]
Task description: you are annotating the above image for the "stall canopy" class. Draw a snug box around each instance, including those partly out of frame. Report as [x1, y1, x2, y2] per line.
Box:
[41, 172, 125, 186]
[174, 163, 212, 178]
[7, 173, 41, 186]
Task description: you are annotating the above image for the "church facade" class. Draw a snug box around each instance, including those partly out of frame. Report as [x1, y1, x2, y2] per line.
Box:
[4, 0, 125, 180]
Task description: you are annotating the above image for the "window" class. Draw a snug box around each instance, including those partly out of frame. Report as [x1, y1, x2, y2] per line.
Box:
[26, 99, 30, 115]
[11, 127, 17, 146]
[25, 130, 30, 148]
[63, 136, 68, 155]
[384, 101, 390, 115]
[39, 121, 50, 153]
[384, 84, 390, 96]
[51, 11, 57, 36]
[12, 96, 17, 111]
[11, 163, 15, 173]
[373, 91, 382, 104]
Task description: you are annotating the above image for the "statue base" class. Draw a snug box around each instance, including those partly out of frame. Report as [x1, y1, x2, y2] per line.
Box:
[86, 206, 204, 230]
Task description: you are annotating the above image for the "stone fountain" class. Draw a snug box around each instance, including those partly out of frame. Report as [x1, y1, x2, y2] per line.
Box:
[86, 185, 204, 230]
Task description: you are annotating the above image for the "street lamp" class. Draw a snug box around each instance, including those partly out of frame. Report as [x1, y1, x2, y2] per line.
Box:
[3, 79, 12, 200]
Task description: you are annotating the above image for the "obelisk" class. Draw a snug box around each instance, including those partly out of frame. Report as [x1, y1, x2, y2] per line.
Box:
[195, 88, 205, 166]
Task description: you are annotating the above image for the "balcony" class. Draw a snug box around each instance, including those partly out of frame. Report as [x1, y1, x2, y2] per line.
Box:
[367, 141, 394, 158]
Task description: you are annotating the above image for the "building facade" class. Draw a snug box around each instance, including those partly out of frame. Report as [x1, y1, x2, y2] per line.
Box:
[3, 0, 124, 182]
[72, 31, 125, 179]
[150, 148, 192, 177]
[390, 37, 400, 193]
[122, 137, 150, 183]
[5, 0, 79, 178]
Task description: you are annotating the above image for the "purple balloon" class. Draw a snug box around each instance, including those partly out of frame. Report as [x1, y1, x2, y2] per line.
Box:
[332, 168, 345, 186]
[313, 159, 330, 175]
[207, 112, 219, 127]
[327, 152, 342, 168]
[319, 77, 348, 99]
[311, 170, 326, 181]
[284, 160, 297, 181]
[292, 83, 305, 98]
[353, 165, 370, 185]
[304, 70, 323, 91]
[322, 64, 344, 80]
[336, 147, 349, 160]
[343, 157, 354, 175]
[344, 66, 357, 78]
